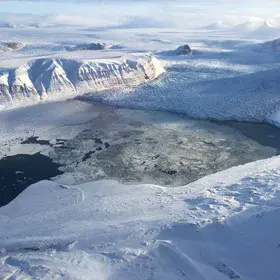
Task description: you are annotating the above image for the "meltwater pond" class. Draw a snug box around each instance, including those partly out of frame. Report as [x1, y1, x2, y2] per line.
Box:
[0, 100, 279, 207]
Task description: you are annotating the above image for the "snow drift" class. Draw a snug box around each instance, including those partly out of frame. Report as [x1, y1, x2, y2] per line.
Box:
[0, 55, 164, 109]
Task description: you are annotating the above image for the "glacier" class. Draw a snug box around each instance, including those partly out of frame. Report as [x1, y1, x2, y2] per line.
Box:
[83, 41, 280, 125]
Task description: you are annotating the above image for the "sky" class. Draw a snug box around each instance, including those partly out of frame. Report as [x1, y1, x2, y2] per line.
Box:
[0, 0, 279, 28]
[0, 0, 279, 15]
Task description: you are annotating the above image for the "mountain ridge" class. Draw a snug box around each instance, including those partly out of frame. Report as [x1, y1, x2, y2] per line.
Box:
[0, 55, 164, 110]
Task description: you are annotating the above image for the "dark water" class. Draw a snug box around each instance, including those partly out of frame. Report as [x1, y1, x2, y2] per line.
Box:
[0, 153, 63, 207]
[214, 120, 280, 153]
[2, 105, 280, 208]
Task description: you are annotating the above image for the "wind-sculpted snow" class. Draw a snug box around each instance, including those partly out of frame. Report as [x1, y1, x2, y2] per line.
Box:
[1, 156, 280, 279]
[0, 55, 164, 110]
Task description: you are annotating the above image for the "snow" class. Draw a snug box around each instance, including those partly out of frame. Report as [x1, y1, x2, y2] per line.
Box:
[1, 22, 280, 123]
[200, 18, 280, 40]
[250, 20, 280, 38]
[0, 55, 165, 110]
[230, 20, 264, 33]
[83, 44, 280, 125]
[1, 155, 280, 279]
[1, 8, 280, 280]
[202, 21, 230, 30]
[1, 27, 280, 124]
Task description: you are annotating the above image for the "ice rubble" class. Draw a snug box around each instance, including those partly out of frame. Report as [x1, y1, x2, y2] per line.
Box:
[1, 155, 280, 279]
[0, 55, 164, 109]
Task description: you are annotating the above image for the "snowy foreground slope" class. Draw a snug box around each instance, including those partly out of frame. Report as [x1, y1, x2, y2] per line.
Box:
[1, 156, 280, 280]
[0, 55, 164, 110]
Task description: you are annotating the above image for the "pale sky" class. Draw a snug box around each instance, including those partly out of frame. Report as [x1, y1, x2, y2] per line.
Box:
[0, 0, 279, 16]
[0, 0, 279, 28]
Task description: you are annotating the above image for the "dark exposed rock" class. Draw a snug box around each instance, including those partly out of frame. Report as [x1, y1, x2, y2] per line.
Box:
[0, 41, 25, 52]
[71, 42, 108, 51]
[175, 44, 192, 55]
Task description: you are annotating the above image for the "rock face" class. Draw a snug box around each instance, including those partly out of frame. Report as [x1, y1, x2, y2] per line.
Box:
[70, 42, 108, 51]
[175, 44, 192, 55]
[67, 43, 123, 51]
[0, 41, 25, 52]
[0, 55, 164, 109]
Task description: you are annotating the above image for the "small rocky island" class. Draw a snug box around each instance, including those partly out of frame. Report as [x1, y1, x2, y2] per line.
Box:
[175, 44, 192, 55]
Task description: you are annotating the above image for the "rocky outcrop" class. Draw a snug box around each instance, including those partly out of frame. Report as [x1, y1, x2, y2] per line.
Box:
[67, 43, 123, 51]
[70, 42, 108, 51]
[0, 42, 25, 52]
[0, 55, 164, 108]
[175, 44, 192, 55]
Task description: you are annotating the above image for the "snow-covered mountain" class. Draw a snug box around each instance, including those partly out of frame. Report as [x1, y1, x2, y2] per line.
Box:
[202, 20, 230, 30]
[215, 18, 280, 38]
[0, 55, 164, 109]
[230, 20, 263, 33]
[250, 18, 280, 37]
